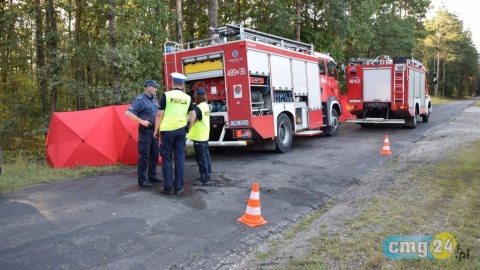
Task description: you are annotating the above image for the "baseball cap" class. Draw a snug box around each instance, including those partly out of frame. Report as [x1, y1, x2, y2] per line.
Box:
[144, 79, 160, 87]
[196, 88, 206, 95]
[171, 72, 187, 83]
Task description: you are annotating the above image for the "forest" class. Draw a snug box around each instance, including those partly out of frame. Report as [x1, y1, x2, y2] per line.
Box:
[0, 0, 479, 159]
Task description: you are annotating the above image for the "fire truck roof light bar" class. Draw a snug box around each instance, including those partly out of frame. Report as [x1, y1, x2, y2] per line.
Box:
[216, 24, 315, 54]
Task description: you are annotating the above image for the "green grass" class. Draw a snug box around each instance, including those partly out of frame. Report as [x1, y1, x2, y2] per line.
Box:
[248, 205, 332, 266]
[430, 96, 478, 105]
[430, 96, 457, 105]
[0, 146, 196, 193]
[282, 141, 480, 269]
[0, 156, 129, 193]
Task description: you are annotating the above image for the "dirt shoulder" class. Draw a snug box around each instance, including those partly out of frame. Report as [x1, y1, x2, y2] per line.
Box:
[234, 104, 480, 269]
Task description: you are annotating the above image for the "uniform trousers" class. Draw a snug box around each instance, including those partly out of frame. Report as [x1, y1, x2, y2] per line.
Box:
[137, 131, 159, 184]
[193, 141, 211, 183]
[160, 126, 187, 191]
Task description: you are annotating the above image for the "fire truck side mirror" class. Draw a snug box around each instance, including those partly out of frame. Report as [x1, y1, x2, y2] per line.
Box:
[432, 72, 437, 85]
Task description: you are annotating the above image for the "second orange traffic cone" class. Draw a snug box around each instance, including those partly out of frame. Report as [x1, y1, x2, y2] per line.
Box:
[238, 182, 268, 227]
[380, 135, 392, 155]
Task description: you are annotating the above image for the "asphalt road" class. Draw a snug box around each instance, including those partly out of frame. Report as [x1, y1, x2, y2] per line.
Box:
[0, 99, 476, 270]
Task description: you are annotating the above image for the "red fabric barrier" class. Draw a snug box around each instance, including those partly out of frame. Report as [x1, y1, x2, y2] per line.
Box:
[46, 105, 162, 168]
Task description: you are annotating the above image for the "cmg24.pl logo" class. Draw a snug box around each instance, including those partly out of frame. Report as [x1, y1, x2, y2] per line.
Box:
[383, 232, 470, 260]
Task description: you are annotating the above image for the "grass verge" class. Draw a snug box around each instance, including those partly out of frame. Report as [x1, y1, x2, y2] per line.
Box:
[0, 156, 129, 193]
[284, 141, 480, 269]
[0, 147, 196, 193]
[430, 96, 457, 105]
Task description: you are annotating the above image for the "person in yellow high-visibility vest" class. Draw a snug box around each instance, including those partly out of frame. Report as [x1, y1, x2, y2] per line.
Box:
[187, 88, 212, 186]
[154, 72, 196, 195]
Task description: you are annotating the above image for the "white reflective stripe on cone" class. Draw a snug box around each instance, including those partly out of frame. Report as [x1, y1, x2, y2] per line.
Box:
[245, 206, 262, 215]
[250, 191, 260, 200]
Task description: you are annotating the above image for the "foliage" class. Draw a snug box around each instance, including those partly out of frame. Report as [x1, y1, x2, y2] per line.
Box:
[422, 8, 479, 98]
[0, 0, 479, 157]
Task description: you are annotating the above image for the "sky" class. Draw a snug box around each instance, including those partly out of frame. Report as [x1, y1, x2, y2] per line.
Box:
[429, 0, 480, 50]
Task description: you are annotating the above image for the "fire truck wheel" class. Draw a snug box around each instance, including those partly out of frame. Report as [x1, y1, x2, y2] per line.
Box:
[275, 114, 293, 153]
[404, 111, 417, 129]
[422, 113, 429, 123]
[324, 109, 339, 136]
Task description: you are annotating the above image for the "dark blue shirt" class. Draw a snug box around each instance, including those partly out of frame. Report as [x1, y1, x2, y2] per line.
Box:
[128, 93, 159, 132]
[194, 106, 202, 121]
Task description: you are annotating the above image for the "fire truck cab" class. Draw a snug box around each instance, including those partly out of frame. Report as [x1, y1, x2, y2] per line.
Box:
[345, 55, 432, 129]
[163, 24, 343, 152]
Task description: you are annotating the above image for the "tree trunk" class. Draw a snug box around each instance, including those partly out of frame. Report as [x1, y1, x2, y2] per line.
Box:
[0, 0, 9, 86]
[295, 0, 301, 41]
[109, 0, 121, 105]
[236, 0, 241, 23]
[208, 0, 218, 38]
[46, 0, 59, 114]
[75, 0, 86, 109]
[35, 0, 47, 114]
[442, 61, 446, 97]
[175, 0, 183, 44]
[457, 74, 464, 99]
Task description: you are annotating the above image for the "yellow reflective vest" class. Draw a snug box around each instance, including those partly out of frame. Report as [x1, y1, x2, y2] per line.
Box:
[187, 102, 210, 141]
[160, 90, 191, 131]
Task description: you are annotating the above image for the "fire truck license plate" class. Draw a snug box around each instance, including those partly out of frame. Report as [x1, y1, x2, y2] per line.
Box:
[230, 120, 249, 127]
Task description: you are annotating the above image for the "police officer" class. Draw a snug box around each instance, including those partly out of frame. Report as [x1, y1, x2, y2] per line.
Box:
[187, 88, 212, 186]
[154, 72, 196, 195]
[126, 79, 162, 188]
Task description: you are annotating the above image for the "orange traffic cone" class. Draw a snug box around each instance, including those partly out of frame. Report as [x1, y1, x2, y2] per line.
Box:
[380, 135, 392, 155]
[238, 182, 268, 227]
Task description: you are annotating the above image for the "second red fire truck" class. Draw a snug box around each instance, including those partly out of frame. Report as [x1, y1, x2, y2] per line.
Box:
[345, 55, 432, 128]
[163, 24, 345, 152]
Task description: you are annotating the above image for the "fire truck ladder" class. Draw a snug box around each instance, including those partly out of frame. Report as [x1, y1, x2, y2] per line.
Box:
[163, 41, 184, 75]
[394, 64, 406, 104]
[216, 24, 315, 54]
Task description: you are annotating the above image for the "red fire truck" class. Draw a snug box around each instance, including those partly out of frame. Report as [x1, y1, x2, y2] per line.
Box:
[163, 24, 344, 152]
[345, 55, 432, 129]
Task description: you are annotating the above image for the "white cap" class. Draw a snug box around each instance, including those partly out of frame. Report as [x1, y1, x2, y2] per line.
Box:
[171, 72, 186, 83]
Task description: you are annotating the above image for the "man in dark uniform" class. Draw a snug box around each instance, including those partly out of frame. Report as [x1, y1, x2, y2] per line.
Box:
[154, 72, 196, 195]
[126, 80, 162, 188]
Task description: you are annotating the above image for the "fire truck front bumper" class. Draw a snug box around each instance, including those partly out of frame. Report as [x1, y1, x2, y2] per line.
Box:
[346, 118, 406, 124]
[186, 140, 248, 147]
